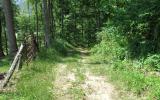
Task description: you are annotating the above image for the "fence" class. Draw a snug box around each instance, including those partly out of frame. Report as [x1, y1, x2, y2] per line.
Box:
[0, 34, 38, 89]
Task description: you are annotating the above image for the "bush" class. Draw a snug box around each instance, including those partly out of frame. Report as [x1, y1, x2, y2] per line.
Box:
[91, 23, 126, 63]
[144, 54, 160, 71]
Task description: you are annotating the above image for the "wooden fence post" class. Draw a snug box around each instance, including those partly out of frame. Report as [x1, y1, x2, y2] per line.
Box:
[15, 54, 22, 72]
[0, 44, 24, 89]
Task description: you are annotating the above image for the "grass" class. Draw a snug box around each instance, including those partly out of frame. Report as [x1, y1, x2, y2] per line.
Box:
[0, 39, 78, 100]
[90, 37, 160, 99]
[66, 57, 86, 99]
[89, 56, 160, 100]
[0, 39, 86, 100]
[0, 47, 61, 100]
[3, 39, 158, 99]
[0, 57, 10, 73]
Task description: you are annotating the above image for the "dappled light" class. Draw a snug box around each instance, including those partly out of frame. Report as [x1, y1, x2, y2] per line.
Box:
[1, 0, 160, 99]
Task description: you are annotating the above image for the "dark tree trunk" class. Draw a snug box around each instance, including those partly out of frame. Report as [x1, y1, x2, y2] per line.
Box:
[0, 9, 5, 58]
[4, 27, 8, 55]
[35, 0, 39, 50]
[49, 0, 55, 39]
[1, 11, 8, 55]
[27, 2, 31, 33]
[60, 0, 64, 36]
[42, 0, 51, 47]
[3, 0, 18, 58]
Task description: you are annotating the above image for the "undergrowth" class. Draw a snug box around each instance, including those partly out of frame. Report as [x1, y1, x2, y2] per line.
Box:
[0, 38, 75, 99]
[0, 47, 60, 100]
[90, 23, 160, 99]
[0, 57, 10, 73]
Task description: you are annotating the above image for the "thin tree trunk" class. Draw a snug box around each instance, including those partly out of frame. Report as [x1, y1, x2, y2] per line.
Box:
[42, 0, 51, 47]
[97, 10, 101, 30]
[73, 12, 77, 42]
[94, 0, 98, 31]
[49, 0, 55, 39]
[27, 2, 31, 33]
[80, 4, 85, 46]
[0, 10, 5, 58]
[1, 11, 8, 55]
[60, 0, 64, 36]
[48, 0, 52, 34]
[4, 27, 8, 55]
[35, 0, 39, 50]
[3, 0, 18, 58]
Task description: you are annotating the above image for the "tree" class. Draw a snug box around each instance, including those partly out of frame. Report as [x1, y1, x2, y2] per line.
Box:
[42, 0, 51, 47]
[0, 8, 5, 58]
[3, 0, 18, 58]
[60, 0, 64, 36]
[35, 0, 39, 50]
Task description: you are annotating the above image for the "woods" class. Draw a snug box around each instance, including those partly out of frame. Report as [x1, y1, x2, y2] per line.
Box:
[0, 0, 106, 58]
[1, 0, 160, 99]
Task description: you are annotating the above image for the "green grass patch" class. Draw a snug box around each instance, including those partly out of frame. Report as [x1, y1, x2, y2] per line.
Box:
[68, 86, 85, 100]
[64, 56, 86, 99]
[0, 57, 10, 73]
[89, 60, 160, 100]
[0, 47, 60, 100]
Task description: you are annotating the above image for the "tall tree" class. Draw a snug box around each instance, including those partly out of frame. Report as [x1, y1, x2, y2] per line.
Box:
[35, 0, 39, 49]
[0, 8, 5, 58]
[60, 0, 64, 36]
[3, 0, 17, 58]
[48, 0, 55, 39]
[42, 0, 51, 47]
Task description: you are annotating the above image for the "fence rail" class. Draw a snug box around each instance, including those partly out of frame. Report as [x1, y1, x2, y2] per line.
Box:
[0, 34, 38, 89]
[0, 44, 24, 89]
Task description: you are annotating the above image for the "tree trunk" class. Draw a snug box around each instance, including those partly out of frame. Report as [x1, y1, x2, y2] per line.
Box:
[60, 0, 64, 36]
[35, 0, 39, 50]
[42, 0, 51, 47]
[2, 0, 18, 58]
[0, 9, 5, 58]
[49, 0, 55, 39]
[27, 2, 32, 33]
[4, 27, 8, 55]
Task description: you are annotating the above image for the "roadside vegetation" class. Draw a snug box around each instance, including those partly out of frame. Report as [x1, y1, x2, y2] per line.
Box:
[0, 58, 9, 73]
[0, 47, 58, 99]
[1, 0, 160, 99]
[0, 39, 72, 99]
[90, 5, 160, 99]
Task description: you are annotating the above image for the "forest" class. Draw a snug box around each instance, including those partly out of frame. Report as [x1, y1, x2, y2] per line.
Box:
[0, 0, 160, 100]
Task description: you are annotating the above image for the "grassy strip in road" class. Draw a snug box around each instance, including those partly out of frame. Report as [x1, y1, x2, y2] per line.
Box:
[65, 56, 86, 100]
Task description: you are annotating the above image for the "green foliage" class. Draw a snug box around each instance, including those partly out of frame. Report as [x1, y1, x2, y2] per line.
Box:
[90, 61, 160, 99]
[91, 0, 160, 68]
[52, 39, 72, 56]
[0, 47, 59, 100]
[90, 0, 160, 99]
[0, 57, 10, 73]
[16, 13, 35, 33]
[2, 0, 160, 99]
[144, 54, 160, 71]
[91, 23, 126, 63]
[91, 0, 160, 58]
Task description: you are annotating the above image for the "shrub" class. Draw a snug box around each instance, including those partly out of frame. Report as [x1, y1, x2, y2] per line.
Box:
[144, 54, 160, 71]
[91, 23, 126, 63]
